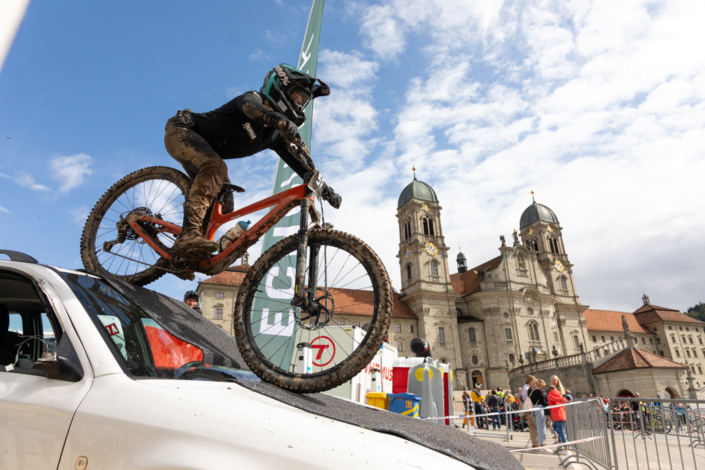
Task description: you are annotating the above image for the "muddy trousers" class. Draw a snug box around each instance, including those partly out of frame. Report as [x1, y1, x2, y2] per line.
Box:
[164, 110, 230, 235]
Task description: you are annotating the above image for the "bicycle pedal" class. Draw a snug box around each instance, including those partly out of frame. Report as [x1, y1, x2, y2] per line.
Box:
[173, 270, 195, 281]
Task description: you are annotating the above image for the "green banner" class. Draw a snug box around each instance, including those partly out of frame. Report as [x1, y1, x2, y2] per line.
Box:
[250, 0, 325, 370]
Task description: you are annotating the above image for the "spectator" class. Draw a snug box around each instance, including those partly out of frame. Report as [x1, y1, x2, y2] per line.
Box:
[488, 390, 501, 430]
[530, 379, 550, 451]
[581, 395, 587, 399]
[471, 383, 486, 429]
[550, 375, 566, 395]
[525, 378, 540, 447]
[509, 396, 524, 431]
[521, 375, 534, 402]
[547, 385, 569, 455]
[461, 391, 471, 429]
[564, 389, 574, 402]
[183, 290, 202, 315]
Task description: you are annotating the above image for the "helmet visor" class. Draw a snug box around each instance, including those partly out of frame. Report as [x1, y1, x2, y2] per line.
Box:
[288, 85, 312, 111]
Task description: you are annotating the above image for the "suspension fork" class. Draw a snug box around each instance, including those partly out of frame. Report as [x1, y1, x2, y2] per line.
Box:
[293, 190, 315, 309]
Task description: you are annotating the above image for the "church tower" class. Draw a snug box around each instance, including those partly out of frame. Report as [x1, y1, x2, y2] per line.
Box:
[518, 192, 589, 355]
[396, 171, 466, 387]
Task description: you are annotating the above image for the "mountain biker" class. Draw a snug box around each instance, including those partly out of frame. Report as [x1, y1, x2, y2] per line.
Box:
[183, 290, 202, 315]
[164, 64, 341, 257]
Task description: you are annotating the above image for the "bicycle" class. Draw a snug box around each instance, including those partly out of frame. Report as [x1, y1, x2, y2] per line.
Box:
[80, 139, 393, 393]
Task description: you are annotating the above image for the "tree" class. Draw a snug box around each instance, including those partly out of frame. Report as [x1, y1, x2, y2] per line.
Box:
[685, 302, 705, 322]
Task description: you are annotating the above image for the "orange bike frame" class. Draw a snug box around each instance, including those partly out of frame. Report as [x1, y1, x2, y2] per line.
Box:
[127, 185, 310, 270]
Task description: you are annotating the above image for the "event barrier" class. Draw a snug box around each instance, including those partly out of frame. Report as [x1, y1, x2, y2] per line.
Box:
[607, 397, 705, 470]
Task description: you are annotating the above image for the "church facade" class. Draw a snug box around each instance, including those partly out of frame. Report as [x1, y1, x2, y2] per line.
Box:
[197, 175, 705, 396]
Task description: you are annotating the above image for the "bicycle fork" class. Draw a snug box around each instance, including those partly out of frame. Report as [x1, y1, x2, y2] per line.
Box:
[292, 189, 318, 312]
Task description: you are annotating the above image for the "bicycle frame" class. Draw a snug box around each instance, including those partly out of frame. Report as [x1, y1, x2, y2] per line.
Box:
[124, 183, 320, 289]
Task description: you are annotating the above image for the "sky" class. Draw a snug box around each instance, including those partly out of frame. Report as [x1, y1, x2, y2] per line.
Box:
[1, 0, 703, 313]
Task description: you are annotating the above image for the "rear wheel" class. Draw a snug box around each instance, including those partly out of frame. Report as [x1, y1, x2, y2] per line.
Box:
[233, 228, 392, 393]
[80, 166, 190, 286]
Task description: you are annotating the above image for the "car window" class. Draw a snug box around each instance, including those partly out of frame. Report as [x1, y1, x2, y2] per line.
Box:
[59, 272, 204, 378]
[8, 313, 22, 334]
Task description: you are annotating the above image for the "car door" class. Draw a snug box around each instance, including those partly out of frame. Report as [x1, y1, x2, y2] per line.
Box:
[0, 267, 93, 470]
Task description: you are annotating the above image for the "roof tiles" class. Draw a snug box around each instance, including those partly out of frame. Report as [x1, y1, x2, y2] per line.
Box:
[584, 309, 653, 334]
[592, 348, 687, 374]
[450, 256, 503, 297]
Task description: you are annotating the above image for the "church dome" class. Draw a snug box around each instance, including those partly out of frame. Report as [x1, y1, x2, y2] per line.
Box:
[520, 202, 559, 229]
[398, 177, 438, 209]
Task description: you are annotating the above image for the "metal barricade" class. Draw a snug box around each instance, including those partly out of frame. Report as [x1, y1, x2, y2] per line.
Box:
[607, 397, 705, 470]
[563, 398, 614, 470]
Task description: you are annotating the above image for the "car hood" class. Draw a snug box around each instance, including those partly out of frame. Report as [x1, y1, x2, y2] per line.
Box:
[65, 374, 473, 469]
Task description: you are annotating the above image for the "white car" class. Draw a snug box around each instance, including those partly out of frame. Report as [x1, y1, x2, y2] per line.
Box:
[0, 252, 516, 470]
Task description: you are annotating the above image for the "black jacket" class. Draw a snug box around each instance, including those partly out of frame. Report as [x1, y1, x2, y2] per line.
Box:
[190, 91, 310, 178]
[529, 388, 548, 407]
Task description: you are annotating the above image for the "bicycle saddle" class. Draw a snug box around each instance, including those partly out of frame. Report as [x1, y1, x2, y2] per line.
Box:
[220, 183, 245, 193]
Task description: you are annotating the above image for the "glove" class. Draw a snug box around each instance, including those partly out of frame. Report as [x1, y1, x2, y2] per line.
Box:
[277, 119, 300, 141]
[322, 185, 342, 209]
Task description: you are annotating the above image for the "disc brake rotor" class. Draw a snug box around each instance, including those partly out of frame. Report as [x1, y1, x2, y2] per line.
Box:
[296, 287, 335, 331]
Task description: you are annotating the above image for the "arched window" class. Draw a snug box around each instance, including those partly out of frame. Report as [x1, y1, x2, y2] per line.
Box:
[527, 239, 539, 251]
[528, 322, 540, 342]
[517, 254, 525, 269]
[472, 355, 479, 365]
[560, 276, 568, 290]
[404, 220, 411, 240]
[407, 264, 412, 281]
[428, 218, 435, 236]
[509, 354, 515, 363]
[423, 218, 429, 235]
[548, 237, 559, 254]
[430, 260, 439, 277]
[468, 328, 477, 343]
[687, 349, 692, 358]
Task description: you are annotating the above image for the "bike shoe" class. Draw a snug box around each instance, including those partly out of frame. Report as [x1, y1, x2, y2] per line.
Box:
[172, 230, 218, 257]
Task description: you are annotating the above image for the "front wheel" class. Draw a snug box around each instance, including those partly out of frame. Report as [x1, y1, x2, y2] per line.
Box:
[233, 228, 393, 393]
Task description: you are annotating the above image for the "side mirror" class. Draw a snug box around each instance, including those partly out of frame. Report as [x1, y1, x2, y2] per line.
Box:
[30, 334, 84, 382]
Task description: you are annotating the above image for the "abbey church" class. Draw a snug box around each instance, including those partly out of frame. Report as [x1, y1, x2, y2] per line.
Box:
[198, 175, 705, 398]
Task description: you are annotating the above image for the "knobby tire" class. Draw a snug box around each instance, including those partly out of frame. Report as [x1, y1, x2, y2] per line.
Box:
[233, 228, 393, 393]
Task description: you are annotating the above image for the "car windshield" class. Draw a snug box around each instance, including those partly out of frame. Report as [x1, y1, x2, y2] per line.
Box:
[59, 272, 259, 383]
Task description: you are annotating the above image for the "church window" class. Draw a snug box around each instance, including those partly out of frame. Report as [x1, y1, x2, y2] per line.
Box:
[573, 335, 580, 348]
[560, 276, 568, 291]
[694, 350, 698, 358]
[397, 341, 403, 351]
[700, 338, 703, 345]
[423, 218, 429, 235]
[438, 327, 446, 344]
[215, 292, 224, 299]
[592, 335, 597, 343]
[687, 349, 692, 358]
[503, 312, 509, 319]
[429, 218, 435, 236]
[548, 237, 560, 254]
[689, 337, 694, 344]
[676, 349, 681, 357]
[517, 255, 525, 269]
[395, 324, 401, 333]
[472, 355, 479, 365]
[682, 335, 686, 343]
[699, 367, 703, 375]
[527, 308, 534, 315]
[407, 264, 412, 281]
[671, 335, 676, 343]
[468, 328, 477, 343]
[403, 220, 411, 240]
[430, 260, 439, 277]
[528, 323, 540, 342]
[527, 239, 538, 251]
[214, 308, 223, 319]
[505, 328, 513, 340]
[601, 336, 605, 342]
[408, 325, 414, 333]
[509, 354, 515, 363]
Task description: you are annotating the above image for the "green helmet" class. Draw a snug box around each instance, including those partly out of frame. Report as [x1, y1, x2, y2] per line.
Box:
[260, 64, 329, 126]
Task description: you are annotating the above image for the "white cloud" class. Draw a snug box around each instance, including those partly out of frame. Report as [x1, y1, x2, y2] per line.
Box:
[69, 206, 89, 225]
[0, 205, 11, 214]
[249, 48, 271, 61]
[344, 0, 705, 312]
[49, 154, 93, 193]
[0, 171, 50, 191]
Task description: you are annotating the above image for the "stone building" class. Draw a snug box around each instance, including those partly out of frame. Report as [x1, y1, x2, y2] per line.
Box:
[197, 175, 704, 397]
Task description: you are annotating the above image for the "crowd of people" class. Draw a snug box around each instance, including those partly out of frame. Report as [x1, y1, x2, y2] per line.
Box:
[461, 374, 572, 455]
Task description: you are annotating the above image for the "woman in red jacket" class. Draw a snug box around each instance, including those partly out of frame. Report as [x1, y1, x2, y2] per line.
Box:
[547, 385, 569, 455]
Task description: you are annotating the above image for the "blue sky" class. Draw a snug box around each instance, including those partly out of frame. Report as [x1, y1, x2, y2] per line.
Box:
[1, 0, 704, 313]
